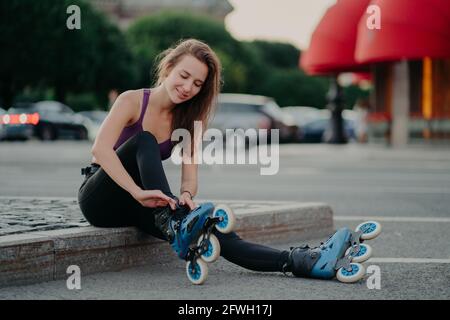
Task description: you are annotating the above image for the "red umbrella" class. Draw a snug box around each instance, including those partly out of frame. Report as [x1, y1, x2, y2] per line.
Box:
[352, 72, 372, 83]
[355, 0, 450, 63]
[300, 0, 371, 75]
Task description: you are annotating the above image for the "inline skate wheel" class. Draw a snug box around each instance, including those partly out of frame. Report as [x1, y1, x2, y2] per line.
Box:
[186, 259, 208, 285]
[213, 204, 236, 234]
[336, 263, 366, 283]
[344, 243, 372, 263]
[198, 233, 221, 263]
[355, 221, 382, 240]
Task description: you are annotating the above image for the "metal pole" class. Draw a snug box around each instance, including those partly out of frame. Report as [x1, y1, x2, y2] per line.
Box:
[325, 77, 347, 144]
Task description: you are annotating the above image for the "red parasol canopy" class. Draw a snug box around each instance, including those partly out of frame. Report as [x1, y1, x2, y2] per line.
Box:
[355, 0, 450, 63]
[300, 0, 371, 75]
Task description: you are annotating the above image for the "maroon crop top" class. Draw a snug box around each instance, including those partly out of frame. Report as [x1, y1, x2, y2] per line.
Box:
[113, 89, 174, 160]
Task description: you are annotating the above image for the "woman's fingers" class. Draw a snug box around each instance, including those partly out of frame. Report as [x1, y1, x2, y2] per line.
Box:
[180, 197, 195, 210]
[140, 197, 162, 208]
[186, 198, 196, 210]
[141, 190, 176, 210]
[155, 200, 168, 207]
[155, 191, 177, 210]
[142, 200, 157, 208]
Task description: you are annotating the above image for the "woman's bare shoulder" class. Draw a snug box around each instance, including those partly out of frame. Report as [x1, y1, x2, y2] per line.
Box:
[116, 89, 142, 106]
[113, 89, 144, 125]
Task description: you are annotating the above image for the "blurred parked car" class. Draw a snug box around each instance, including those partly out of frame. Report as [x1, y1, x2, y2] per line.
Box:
[0, 101, 88, 141]
[0, 107, 6, 140]
[77, 110, 108, 141]
[0, 103, 35, 141]
[210, 93, 300, 144]
[282, 106, 326, 127]
[298, 109, 356, 143]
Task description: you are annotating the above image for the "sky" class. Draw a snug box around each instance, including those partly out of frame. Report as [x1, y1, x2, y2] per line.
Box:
[225, 0, 337, 50]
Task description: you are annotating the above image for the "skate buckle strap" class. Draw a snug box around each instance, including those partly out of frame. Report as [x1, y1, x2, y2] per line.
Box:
[287, 246, 322, 277]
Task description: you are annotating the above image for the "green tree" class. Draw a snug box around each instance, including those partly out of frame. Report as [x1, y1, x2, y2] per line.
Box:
[247, 40, 301, 69]
[343, 84, 371, 110]
[242, 40, 328, 107]
[0, 0, 135, 109]
[126, 11, 249, 90]
[256, 68, 329, 108]
[126, 11, 329, 108]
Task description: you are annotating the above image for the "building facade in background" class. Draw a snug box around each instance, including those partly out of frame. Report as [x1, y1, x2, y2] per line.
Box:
[89, 0, 233, 28]
[371, 59, 450, 142]
[301, 0, 450, 146]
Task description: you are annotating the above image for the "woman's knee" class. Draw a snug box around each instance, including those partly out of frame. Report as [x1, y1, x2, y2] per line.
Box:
[116, 131, 158, 156]
[134, 131, 162, 159]
[137, 130, 157, 144]
[134, 131, 160, 151]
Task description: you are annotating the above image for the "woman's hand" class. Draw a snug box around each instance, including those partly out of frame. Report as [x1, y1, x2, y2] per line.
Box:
[132, 189, 177, 210]
[179, 191, 196, 210]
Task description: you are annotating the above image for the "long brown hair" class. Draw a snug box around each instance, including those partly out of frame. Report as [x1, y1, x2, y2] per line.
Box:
[153, 39, 222, 144]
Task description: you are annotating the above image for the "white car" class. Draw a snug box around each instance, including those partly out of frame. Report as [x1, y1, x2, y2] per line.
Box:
[210, 94, 300, 144]
[77, 111, 108, 141]
[282, 106, 328, 127]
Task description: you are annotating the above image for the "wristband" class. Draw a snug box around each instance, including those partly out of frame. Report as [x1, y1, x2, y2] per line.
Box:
[181, 190, 194, 200]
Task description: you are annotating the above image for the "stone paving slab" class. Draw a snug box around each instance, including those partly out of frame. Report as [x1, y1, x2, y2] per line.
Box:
[0, 197, 333, 288]
[0, 197, 88, 236]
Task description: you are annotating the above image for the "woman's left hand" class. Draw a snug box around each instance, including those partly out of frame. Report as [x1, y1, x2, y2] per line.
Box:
[179, 191, 196, 210]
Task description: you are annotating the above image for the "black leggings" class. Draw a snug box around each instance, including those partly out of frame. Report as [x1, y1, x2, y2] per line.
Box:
[78, 131, 289, 272]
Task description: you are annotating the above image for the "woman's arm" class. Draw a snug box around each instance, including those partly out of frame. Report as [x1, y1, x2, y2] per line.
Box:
[91, 91, 143, 197]
[180, 162, 198, 197]
[92, 90, 176, 209]
[179, 162, 198, 208]
[92, 91, 176, 209]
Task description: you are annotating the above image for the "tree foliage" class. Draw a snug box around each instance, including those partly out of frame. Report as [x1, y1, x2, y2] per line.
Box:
[0, 0, 135, 109]
[126, 10, 248, 91]
[0, 6, 344, 111]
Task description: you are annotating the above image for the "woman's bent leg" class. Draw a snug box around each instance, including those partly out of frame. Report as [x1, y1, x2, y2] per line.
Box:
[78, 131, 175, 237]
[114, 130, 174, 197]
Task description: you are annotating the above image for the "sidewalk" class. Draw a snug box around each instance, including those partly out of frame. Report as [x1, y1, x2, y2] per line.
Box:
[0, 197, 333, 288]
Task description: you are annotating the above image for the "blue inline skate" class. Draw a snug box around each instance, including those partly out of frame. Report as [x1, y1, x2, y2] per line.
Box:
[154, 201, 236, 285]
[282, 221, 382, 283]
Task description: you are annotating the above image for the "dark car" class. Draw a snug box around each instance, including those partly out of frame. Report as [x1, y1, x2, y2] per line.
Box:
[0, 103, 35, 141]
[298, 111, 356, 143]
[0, 107, 7, 140]
[1, 101, 88, 141]
[210, 93, 300, 144]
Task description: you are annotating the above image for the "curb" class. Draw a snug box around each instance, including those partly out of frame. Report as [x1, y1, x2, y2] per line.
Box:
[0, 200, 333, 288]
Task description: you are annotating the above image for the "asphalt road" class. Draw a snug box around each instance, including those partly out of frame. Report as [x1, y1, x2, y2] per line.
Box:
[0, 140, 449, 299]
